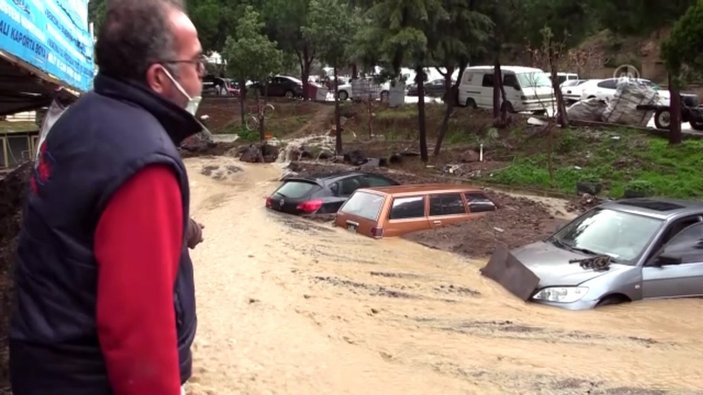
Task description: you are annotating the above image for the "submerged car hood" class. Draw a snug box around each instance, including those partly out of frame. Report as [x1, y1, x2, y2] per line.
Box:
[512, 241, 626, 286]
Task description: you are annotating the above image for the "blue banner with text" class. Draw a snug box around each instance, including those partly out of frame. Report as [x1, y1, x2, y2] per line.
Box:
[0, 0, 94, 92]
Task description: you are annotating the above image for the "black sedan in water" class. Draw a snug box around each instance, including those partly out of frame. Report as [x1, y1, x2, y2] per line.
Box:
[266, 171, 399, 215]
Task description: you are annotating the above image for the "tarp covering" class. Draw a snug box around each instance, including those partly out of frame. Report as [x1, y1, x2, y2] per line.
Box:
[602, 79, 659, 127]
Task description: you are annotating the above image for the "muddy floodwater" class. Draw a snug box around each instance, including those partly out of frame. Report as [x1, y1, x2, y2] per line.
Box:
[183, 156, 703, 395]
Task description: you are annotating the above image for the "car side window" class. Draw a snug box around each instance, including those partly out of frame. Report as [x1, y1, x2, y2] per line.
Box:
[482, 74, 494, 87]
[465, 192, 497, 213]
[657, 222, 703, 264]
[503, 74, 519, 90]
[390, 196, 425, 220]
[429, 193, 466, 216]
[364, 175, 394, 187]
[337, 177, 362, 196]
[597, 80, 616, 89]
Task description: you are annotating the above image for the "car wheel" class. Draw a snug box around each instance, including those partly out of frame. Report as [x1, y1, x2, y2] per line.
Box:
[284, 90, 294, 99]
[465, 98, 477, 109]
[596, 295, 629, 307]
[690, 120, 703, 131]
[338, 90, 349, 101]
[654, 108, 672, 130]
[380, 90, 389, 102]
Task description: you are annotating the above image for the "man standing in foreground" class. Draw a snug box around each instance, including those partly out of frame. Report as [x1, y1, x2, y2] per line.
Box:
[10, 0, 203, 394]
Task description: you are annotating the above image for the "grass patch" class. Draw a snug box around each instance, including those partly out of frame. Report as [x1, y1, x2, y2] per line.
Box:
[220, 124, 260, 142]
[484, 128, 703, 199]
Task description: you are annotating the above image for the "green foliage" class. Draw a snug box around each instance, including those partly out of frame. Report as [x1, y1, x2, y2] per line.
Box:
[589, 0, 696, 36]
[302, 0, 356, 68]
[521, 0, 594, 47]
[359, 0, 447, 76]
[221, 6, 283, 83]
[662, 0, 703, 87]
[88, 0, 106, 31]
[430, 0, 493, 67]
[188, 0, 245, 52]
[237, 127, 260, 142]
[486, 129, 703, 199]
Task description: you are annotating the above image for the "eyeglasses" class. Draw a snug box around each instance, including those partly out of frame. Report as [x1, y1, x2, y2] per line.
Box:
[160, 55, 208, 76]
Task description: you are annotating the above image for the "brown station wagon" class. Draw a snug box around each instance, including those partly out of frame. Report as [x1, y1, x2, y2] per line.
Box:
[334, 183, 497, 238]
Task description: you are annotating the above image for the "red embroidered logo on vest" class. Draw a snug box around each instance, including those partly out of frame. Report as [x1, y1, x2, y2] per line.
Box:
[30, 143, 53, 194]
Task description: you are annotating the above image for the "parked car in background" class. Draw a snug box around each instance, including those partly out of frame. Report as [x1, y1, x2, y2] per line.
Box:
[335, 184, 497, 239]
[457, 66, 556, 113]
[550, 72, 579, 85]
[249, 75, 305, 98]
[336, 77, 390, 101]
[482, 198, 703, 310]
[266, 171, 399, 216]
[579, 78, 671, 105]
[202, 75, 230, 96]
[560, 79, 588, 105]
[406, 78, 452, 98]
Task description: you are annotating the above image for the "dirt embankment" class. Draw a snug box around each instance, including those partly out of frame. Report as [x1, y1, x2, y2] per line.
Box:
[0, 162, 31, 395]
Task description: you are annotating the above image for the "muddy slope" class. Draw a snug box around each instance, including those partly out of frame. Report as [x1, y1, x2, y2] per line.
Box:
[0, 163, 31, 395]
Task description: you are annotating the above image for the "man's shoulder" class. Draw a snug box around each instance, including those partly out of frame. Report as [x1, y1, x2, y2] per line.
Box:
[72, 91, 160, 125]
[54, 91, 165, 145]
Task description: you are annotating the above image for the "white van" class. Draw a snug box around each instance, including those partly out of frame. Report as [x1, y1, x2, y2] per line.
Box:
[458, 66, 556, 113]
[553, 72, 579, 86]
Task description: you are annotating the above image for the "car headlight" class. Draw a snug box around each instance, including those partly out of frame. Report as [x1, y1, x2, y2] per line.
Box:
[532, 287, 589, 303]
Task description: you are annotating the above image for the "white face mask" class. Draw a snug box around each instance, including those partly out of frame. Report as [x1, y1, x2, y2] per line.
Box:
[161, 67, 202, 116]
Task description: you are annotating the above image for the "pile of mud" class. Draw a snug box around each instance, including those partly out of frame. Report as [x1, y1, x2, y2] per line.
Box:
[404, 194, 567, 259]
[0, 162, 31, 394]
[286, 160, 567, 259]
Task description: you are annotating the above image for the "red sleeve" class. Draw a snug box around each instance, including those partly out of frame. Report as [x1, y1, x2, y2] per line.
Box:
[94, 164, 183, 395]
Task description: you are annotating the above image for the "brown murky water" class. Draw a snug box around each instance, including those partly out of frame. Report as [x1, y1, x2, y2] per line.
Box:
[183, 156, 703, 395]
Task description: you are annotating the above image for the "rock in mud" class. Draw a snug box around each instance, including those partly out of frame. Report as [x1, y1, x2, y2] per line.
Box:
[460, 150, 481, 163]
[576, 181, 602, 196]
[239, 144, 279, 163]
[343, 149, 367, 166]
[317, 149, 334, 160]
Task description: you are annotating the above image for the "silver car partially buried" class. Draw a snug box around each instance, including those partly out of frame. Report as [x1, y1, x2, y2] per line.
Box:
[481, 198, 703, 310]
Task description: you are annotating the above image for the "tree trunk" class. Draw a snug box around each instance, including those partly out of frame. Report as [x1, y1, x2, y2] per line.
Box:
[298, 45, 314, 101]
[416, 66, 429, 162]
[549, 48, 569, 126]
[493, 58, 509, 126]
[351, 63, 358, 79]
[334, 65, 342, 155]
[434, 64, 465, 157]
[493, 58, 501, 119]
[259, 82, 268, 142]
[239, 78, 246, 128]
[668, 74, 682, 145]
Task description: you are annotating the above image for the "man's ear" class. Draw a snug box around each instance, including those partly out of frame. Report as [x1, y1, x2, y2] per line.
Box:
[146, 64, 168, 94]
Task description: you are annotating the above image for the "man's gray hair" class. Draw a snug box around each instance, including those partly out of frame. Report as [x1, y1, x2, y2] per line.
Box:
[95, 0, 187, 82]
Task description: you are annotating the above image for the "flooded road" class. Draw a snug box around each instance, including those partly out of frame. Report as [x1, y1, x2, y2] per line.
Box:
[184, 156, 703, 395]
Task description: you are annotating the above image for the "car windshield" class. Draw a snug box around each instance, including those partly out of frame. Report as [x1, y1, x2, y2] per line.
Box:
[551, 208, 663, 264]
[339, 191, 385, 221]
[274, 181, 320, 199]
[517, 71, 552, 88]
